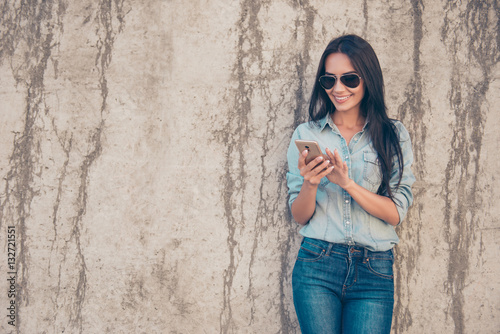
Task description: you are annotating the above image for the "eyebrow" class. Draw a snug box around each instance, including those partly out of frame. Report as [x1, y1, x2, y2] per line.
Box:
[325, 71, 357, 76]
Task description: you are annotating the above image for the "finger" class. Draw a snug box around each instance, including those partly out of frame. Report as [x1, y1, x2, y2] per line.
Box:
[326, 148, 335, 162]
[305, 158, 329, 178]
[298, 150, 308, 168]
[333, 149, 344, 166]
[316, 159, 331, 172]
[309, 163, 333, 183]
[306, 155, 325, 171]
[319, 165, 335, 177]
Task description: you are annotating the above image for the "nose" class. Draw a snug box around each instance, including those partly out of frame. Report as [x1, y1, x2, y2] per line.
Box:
[333, 78, 346, 92]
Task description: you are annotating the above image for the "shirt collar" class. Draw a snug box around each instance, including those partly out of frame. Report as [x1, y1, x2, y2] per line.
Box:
[319, 113, 370, 132]
[319, 115, 333, 131]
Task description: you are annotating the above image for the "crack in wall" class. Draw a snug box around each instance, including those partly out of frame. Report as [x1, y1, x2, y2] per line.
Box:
[66, 126, 102, 333]
[362, 0, 369, 37]
[215, 2, 318, 331]
[0, 1, 126, 332]
[215, 1, 264, 332]
[49, 122, 73, 269]
[393, 0, 426, 332]
[0, 2, 66, 333]
[277, 2, 317, 332]
[288, 0, 315, 129]
[47, 122, 73, 333]
[62, 1, 127, 332]
[441, 1, 499, 333]
[0, 0, 23, 63]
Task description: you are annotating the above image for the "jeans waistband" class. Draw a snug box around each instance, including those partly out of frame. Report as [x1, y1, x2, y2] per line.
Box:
[302, 237, 394, 259]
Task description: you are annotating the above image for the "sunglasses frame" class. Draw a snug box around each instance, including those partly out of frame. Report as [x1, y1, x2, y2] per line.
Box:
[319, 73, 362, 90]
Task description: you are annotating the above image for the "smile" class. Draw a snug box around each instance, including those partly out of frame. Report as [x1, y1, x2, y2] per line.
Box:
[334, 95, 352, 102]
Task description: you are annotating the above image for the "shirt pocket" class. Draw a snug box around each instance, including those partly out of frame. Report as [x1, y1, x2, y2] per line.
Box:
[362, 152, 382, 192]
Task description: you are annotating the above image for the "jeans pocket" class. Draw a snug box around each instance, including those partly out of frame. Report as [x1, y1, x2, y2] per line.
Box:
[367, 258, 394, 279]
[297, 240, 326, 262]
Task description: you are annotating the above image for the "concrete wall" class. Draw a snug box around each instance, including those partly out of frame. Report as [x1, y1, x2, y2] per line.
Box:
[0, 0, 498, 333]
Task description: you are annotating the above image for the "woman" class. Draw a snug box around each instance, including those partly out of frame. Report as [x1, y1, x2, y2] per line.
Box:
[286, 34, 415, 334]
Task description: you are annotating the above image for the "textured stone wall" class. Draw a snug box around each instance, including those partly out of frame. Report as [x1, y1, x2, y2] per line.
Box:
[0, 0, 498, 333]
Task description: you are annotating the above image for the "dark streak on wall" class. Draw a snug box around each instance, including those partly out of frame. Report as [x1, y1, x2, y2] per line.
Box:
[362, 0, 369, 37]
[0, 1, 126, 333]
[65, 1, 125, 332]
[288, 0, 317, 129]
[441, 1, 499, 333]
[48, 123, 72, 330]
[279, 1, 317, 332]
[0, 2, 65, 333]
[215, 1, 320, 331]
[217, 1, 263, 332]
[393, 0, 426, 332]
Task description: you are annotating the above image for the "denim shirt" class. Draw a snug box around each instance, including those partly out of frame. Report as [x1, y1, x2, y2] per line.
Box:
[286, 115, 415, 252]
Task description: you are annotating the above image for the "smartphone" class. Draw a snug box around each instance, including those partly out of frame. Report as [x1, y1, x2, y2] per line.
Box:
[295, 140, 329, 165]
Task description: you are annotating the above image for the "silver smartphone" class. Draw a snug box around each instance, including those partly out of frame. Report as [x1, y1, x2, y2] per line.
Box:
[295, 140, 329, 165]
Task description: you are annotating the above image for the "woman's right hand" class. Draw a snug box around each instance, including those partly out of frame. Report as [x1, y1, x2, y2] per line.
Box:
[298, 150, 334, 185]
[291, 150, 333, 225]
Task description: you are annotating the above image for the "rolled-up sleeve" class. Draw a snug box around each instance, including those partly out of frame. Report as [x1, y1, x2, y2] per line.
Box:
[286, 129, 304, 208]
[390, 122, 416, 225]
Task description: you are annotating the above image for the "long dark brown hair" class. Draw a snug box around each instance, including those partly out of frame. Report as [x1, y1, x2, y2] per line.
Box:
[308, 34, 403, 199]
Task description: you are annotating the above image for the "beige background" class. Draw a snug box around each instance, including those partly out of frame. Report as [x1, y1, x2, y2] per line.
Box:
[0, 0, 499, 333]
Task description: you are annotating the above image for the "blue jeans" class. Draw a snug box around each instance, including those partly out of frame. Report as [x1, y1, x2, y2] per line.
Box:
[292, 237, 394, 334]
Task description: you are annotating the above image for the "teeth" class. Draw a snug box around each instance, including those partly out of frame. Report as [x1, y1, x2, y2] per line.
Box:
[336, 95, 350, 101]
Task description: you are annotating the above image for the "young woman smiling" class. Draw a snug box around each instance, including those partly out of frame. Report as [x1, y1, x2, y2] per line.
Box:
[286, 35, 415, 334]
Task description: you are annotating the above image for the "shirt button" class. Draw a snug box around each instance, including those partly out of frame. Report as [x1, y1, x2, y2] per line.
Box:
[346, 221, 350, 225]
[345, 199, 349, 203]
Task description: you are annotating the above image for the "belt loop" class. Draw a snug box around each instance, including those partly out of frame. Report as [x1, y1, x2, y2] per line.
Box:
[326, 242, 333, 256]
[363, 248, 369, 263]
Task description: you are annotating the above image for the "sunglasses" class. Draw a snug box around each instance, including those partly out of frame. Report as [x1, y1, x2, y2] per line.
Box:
[319, 73, 362, 89]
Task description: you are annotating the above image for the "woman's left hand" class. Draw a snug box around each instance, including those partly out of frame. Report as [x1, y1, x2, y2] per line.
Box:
[325, 148, 352, 189]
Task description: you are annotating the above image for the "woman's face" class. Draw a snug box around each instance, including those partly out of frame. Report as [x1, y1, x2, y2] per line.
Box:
[323, 52, 365, 115]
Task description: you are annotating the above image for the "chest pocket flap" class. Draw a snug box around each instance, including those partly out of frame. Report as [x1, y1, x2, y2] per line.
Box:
[363, 152, 382, 188]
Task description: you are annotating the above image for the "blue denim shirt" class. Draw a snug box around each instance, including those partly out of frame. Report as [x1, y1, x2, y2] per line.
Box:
[286, 115, 415, 251]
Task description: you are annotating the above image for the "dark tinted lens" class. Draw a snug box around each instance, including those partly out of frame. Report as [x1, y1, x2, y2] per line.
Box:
[340, 74, 360, 88]
[319, 76, 336, 89]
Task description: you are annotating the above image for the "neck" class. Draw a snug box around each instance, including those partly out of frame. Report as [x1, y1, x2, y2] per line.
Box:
[331, 110, 365, 129]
